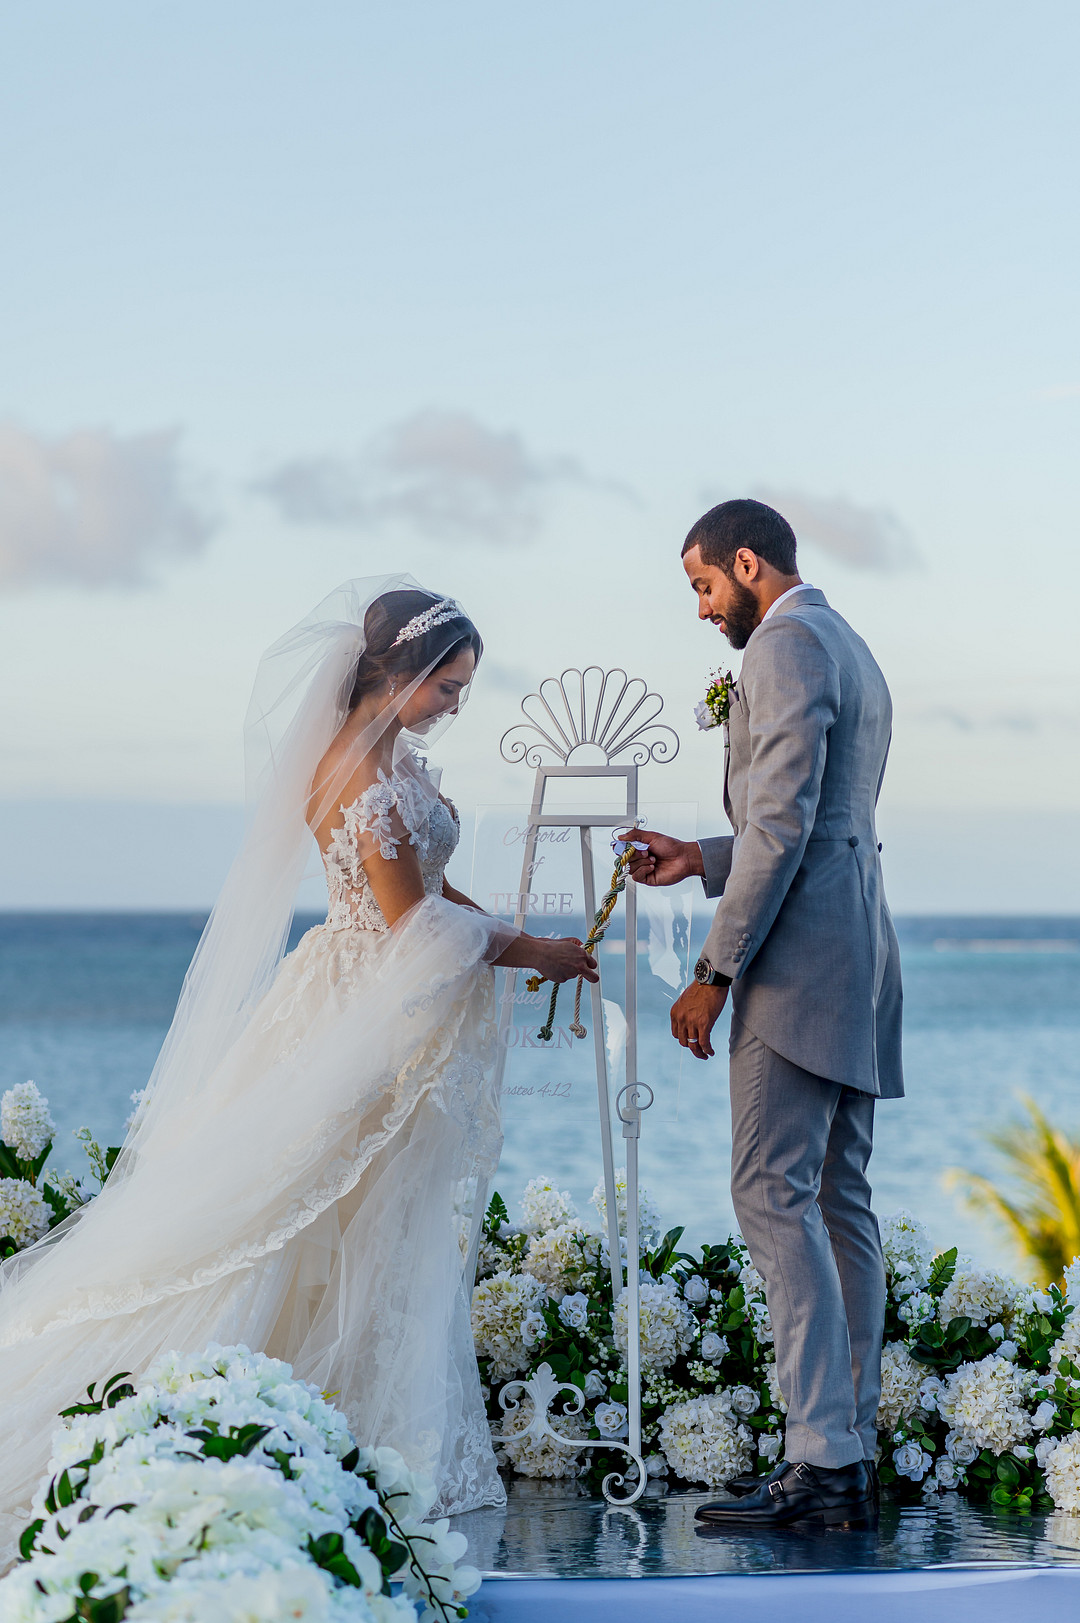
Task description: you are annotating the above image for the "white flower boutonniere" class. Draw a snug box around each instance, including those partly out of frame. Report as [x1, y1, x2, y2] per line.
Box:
[695, 669, 736, 732]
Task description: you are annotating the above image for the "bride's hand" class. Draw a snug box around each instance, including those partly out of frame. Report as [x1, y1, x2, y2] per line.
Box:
[532, 936, 599, 984]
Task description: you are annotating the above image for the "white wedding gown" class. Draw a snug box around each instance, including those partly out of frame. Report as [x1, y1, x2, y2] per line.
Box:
[0, 759, 506, 1564]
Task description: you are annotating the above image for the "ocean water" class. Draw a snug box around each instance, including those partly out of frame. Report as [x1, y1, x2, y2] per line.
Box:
[2, 913, 1079, 1271]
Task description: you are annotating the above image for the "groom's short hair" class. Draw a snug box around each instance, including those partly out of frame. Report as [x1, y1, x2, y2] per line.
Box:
[683, 499, 798, 577]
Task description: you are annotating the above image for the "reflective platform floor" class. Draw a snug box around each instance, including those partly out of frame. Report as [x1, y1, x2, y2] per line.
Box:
[454, 1479, 1080, 1623]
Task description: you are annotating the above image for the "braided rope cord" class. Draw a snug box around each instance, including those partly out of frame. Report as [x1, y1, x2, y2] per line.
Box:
[525, 848, 633, 1042]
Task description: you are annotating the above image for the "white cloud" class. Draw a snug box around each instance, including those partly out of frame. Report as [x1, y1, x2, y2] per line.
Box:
[256, 408, 621, 543]
[1034, 382, 1080, 402]
[752, 486, 918, 571]
[0, 422, 214, 590]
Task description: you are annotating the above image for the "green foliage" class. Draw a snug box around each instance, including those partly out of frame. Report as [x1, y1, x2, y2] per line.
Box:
[60, 1374, 135, 1418]
[484, 1190, 509, 1236]
[948, 1095, 1080, 1286]
[182, 1422, 272, 1462]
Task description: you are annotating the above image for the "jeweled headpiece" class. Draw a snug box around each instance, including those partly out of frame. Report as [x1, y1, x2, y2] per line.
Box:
[389, 597, 461, 648]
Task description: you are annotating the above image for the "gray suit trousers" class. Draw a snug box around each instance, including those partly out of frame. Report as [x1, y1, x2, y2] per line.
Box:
[728, 1015, 886, 1467]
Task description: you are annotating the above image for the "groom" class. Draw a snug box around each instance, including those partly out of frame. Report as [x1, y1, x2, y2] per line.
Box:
[629, 498, 903, 1529]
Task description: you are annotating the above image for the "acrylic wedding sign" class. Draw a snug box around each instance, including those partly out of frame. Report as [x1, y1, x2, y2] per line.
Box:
[469, 667, 695, 1505]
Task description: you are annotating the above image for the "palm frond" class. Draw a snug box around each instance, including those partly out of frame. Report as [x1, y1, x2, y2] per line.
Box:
[946, 1094, 1080, 1286]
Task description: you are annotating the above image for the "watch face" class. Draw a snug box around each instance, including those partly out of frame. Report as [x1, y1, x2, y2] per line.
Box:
[694, 958, 710, 984]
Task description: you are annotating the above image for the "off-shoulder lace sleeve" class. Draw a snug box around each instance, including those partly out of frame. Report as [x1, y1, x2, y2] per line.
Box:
[342, 771, 410, 861]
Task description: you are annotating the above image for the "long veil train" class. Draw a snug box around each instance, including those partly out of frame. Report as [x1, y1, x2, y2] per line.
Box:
[0, 577, 514, 1562]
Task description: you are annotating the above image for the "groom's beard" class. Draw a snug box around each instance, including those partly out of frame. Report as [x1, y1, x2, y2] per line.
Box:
[718, 579, 761, 650]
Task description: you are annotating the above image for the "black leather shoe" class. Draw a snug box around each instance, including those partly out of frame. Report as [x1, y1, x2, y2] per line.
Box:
[695, 1459, 877, 1529]
[723, 1461, 784, 1498]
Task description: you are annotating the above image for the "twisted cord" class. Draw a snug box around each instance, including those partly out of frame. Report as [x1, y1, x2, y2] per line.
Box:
[526, 849, 632, 1042]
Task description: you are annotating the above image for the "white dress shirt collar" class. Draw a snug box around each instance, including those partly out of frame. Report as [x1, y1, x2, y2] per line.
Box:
[761, 582, 816, 623]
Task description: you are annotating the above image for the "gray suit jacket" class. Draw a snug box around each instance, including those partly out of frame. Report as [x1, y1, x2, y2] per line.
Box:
[699, 588, 903, 1099]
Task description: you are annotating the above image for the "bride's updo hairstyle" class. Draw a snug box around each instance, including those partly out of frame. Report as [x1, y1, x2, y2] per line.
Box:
[346, 588, 483, 711]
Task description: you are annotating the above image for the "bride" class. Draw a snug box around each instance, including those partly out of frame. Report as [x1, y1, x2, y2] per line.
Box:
[0, 576, 596, 1560]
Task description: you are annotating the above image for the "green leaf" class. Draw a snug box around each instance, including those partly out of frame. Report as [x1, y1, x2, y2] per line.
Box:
[928, 1247, 958, 1292]
[0, 1144, 21, 1180]
[341, 1446, 360, 1473]
[484, 1191, 509, 1235]
[996, 1455, 1020, 1486]
[186, 1423, 271, 1462]
[307, 1532, 362, 1588]
[990, 1484, 1014, 1507]
[944, 1315, 973, 1343]
[30, 1142, 53, 1181]
[19, 1517, 44, 1560]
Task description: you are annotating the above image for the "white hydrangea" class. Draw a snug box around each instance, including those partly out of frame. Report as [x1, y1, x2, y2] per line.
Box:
[1041, 1431, 1080, 1514]
[613, 1276, 696, 1373]
[471, 1269, 548, 1379]
[880, 1210, 934, 1290]
[524, 1224, 589, 1293]
[520, 1175, 578, 1233]
[939, 1354, 1034, 1456]
[591, 1173, 662, 1251]
[1, 1080, 55, 1162]
[657, 1391, 754, 1487]
[876, 1343, 927, 1433]
[498, 1404, 589, 1479]
[938, 1264, 1025, 1331]
[1048, 1314, 1080, 1383]
[0, 1176, 50, 1248]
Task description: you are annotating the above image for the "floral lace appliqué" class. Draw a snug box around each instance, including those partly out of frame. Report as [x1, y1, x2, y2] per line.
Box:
[322, 766, 461, 933]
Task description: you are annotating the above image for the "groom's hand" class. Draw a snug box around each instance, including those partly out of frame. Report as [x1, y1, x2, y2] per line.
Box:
[671, 983, 728, 1061]
[626, 830, 704, 888]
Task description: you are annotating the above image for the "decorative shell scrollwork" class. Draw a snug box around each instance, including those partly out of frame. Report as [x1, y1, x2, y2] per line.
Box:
[500, 667, 679, 768]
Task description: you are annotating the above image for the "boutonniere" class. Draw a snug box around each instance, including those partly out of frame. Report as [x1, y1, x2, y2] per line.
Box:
[694, 669, 736, 732]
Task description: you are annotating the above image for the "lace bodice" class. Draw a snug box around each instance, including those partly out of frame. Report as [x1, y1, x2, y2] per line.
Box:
[322, 763, 460, 932]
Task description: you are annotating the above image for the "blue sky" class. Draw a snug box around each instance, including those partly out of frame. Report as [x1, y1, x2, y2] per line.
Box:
[1, 2, 1078, 907]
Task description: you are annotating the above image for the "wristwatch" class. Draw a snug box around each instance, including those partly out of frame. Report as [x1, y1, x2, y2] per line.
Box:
[694, 956, 732, 988]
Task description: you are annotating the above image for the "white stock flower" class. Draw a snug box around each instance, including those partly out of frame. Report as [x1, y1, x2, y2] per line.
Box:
[583, 1369, 607, 1399]
[939, 1265, 1026, 1332]
[591, 1173, 662, 1251]
[613, 1276, 697, 1373]
[699, 1333, 728, 1365]
[557, 1292, 589, 1331]
[1042, 1430, 1080, 1514]
[0, 1080, 55, 1160]
[897, 1291, 936, 1327]
[764, 1360, 788, 1415]
[524, 1224, 588, 1293]
[876, 1342, 927, 1434]
[940, 1355, 1034, 1456]
[682, 1275, 709, 1305]
[595, 1401, 629, 1437]
[1063, 1259, 1080, 1304]
[893, 1440, 933, 1481]
[471, 1270, 548, 1379]
[0, 1177, 50, 1248]
[657, 1392, 754, 1487]
[880, 1210, 934, 1290]
[520, 1176, 577, 1234]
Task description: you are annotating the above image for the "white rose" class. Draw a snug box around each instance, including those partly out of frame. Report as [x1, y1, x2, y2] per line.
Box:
[730, 1385, 759, 1416]
[700, 1333, 728, 1365]
[987, 1322, 1005, 1341]
[1012, 1444, 1033, 1459]
[935, 1458, 960, 1489]
[645, 1453, 669, 1478]
[1033, 1400, 1057, 1431]
[694, 700, 715, 731]
[583, 1369, 607, 1399]
[683, 1275, 709, 1305]
[558, 1292, 589, 1331]
[998, 1340, 1019, 1361]
[945, 1431, 979, 1467]
[595, 1401, 629, 1437]
[893, 1440, 932, 1481]
[521, 1310, 546, 1348]
[758, 1432, 782, 1462]
[1035, 1437, 1060, 1470]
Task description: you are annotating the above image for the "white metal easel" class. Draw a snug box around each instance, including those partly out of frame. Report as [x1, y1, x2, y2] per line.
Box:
[478, 667, 679, 1506]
